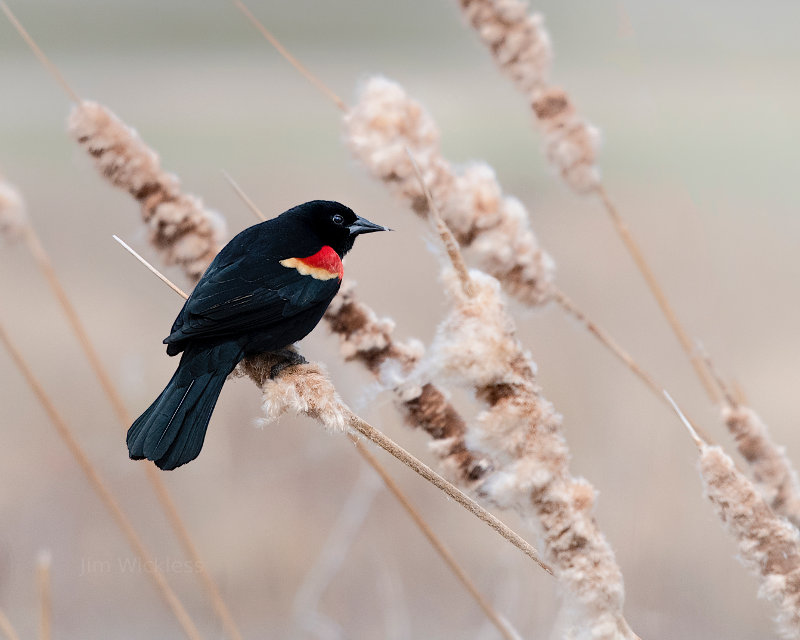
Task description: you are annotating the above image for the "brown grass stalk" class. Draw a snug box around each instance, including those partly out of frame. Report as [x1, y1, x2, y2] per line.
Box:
[0, 12, 243, 633]
[666, 394, 800, 639]
[413, 156, 636, 638]
[116, 238, 551, 575]
[0, 610, 20, 640]
[0, 321, 204, 640]
[455, 0, 720, 402]
[36, 550, 51, 640]
[14, 217, 242, 640]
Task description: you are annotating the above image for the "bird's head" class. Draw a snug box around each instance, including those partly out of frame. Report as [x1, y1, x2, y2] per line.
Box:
[286, 200, 389, 256]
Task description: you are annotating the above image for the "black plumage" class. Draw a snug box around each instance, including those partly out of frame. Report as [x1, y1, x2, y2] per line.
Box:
[127, 200, 387, 470]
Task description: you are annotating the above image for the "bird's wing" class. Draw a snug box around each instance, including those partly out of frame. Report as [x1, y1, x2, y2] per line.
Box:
[166, 255, 340, 345]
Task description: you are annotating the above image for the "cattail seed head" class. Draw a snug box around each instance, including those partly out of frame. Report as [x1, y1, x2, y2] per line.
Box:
[457, 2, 602, 193]
[459, 0, 552, 98]
[68, 101, 225, 281]
[238, 355, 347, 433]
[723, 404, 800, 529]
[346, 76, 555, 306]
[700, 443, 800, 638]
[426, 263, 632, 638]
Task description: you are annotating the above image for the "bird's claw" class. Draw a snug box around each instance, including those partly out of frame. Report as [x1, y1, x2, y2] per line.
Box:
[268, 349, 308, 379]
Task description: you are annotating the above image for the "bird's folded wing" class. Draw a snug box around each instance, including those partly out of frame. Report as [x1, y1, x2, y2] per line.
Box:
[166, 265, 339, 344]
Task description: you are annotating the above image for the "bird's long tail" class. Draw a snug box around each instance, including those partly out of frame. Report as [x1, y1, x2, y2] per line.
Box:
[127, 342, 243, 470]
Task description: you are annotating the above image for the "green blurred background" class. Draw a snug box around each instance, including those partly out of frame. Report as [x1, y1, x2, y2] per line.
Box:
[1, 1, 799, 638]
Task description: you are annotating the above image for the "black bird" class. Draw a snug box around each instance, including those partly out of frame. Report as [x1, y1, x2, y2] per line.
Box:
[127, 200, 388, 470]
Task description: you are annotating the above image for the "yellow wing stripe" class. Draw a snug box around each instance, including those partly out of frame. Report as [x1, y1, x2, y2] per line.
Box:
[279, 257, 340, 281]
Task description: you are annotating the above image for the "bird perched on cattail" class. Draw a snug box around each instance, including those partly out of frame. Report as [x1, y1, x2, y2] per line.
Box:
[128, 200, 388, 470]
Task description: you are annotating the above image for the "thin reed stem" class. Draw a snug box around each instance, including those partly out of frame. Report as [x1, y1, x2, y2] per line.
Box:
[115, 241, 552, 575]
[232, 0, 347, 112]
[0, 322, 204, 640]
[113, 236, 189, 299]
[0, 1, 80, 104]
[552, 287, 713, 443]
[23, 224, 242, 640]
[406, 149, 474, 297]
[221, 171, 266, 222]
[36, 551, 51, 640]
[351, 437, 520, 640]
[0, 610, 20, 640]
[595, 185, 719, 403]
[345, 412, 551, 573]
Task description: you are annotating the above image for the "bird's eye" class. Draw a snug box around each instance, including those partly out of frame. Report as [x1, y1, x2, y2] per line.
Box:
[332, 214, 344, 225]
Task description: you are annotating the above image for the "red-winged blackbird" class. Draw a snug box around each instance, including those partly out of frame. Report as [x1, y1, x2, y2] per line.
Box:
[127, 200, 388, 470]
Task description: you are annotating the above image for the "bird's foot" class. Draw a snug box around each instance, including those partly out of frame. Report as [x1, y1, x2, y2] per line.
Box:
[269, 348, 308, 379]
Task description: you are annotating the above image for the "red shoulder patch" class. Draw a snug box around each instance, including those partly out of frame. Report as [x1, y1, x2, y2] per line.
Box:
[279, 245, 343, 281]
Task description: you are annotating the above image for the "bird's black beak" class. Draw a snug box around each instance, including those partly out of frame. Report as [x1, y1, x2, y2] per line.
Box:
[348, 215, 392, 236]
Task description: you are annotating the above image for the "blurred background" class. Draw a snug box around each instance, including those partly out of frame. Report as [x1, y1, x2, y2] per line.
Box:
[1, 0, 799, 638]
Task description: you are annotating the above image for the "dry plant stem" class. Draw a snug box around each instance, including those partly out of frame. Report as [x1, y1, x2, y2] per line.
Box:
[113, 236, 189, 298]
[345, 412, 551, 574]
[23, 225, 242, 640]
[0, 322, 203, 640]
[406, 149, 474, 297]
[0, 1, 81, 103]
[232, 0, 347, 112]
[221, 170, 266, 222]
[351, 437, 521, 640]
[595, 186, 719, 402]
[37, 551, 51, 640]
[118, 240, 552, 577]
[0, 611, 20, 640]
[552, 287, 714, 444]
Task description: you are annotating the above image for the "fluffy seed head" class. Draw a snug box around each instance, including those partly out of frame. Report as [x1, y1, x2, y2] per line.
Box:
[68, 101, 226, 281]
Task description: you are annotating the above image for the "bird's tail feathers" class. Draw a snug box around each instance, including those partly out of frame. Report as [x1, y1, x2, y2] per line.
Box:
[127, 342, 242, 470]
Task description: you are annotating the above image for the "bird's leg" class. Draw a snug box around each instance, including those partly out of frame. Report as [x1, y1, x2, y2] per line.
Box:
[268, 348, 308, 379]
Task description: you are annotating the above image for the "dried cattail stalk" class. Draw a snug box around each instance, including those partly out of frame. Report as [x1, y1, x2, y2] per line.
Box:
[345, 76, 555, 306]
[661, 392, 800, 639]
[723, 404, 800, 529]
[456, 0, 601, 192]
[531, 87, 602, 193]
[700, 443, 800, 637]
[68, 101, 225, 281]
[390, 158, 630, 633]
[428, 265, 633, 638]
[0, 174, 26, 241]
[413, 161, 633, 636]
[459, 0, 552, 98]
